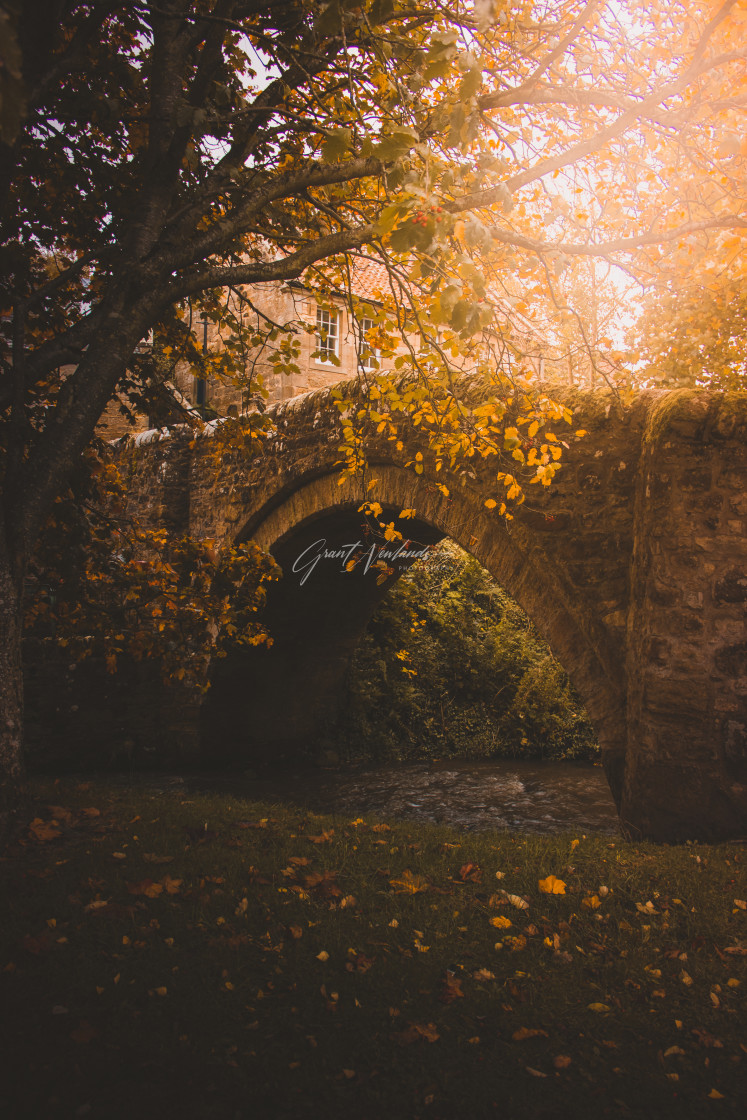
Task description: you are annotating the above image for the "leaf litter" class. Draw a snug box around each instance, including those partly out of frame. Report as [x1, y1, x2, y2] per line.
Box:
[1, 778, 745, 1120]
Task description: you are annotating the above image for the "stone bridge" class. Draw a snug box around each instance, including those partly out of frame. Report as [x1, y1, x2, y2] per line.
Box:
[31, 384, 747, 841]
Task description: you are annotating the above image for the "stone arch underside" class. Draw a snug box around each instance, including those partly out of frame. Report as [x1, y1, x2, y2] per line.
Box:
[201, 466, 628, 816]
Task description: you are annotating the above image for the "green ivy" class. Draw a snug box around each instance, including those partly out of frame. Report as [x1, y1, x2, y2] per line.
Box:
[326, 541, 598, 764]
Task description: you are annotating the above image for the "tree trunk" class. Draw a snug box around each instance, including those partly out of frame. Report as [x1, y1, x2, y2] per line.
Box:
[0, 538, 26, 840]
[0, 312, 150, 838]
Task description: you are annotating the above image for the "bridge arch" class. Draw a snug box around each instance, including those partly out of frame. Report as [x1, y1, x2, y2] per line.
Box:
[203, 463, 627, 809]
[112, 384, 747, 840]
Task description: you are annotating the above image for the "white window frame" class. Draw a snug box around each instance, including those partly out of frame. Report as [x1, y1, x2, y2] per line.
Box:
[357, 317, 379, 372]
[315, 308, 339, 364]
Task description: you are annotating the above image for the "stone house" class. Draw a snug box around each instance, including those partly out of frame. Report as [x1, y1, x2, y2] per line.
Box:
[97, 256, 603, 439]
[96, 258, 398, 437]
[180, 256, 396, 414]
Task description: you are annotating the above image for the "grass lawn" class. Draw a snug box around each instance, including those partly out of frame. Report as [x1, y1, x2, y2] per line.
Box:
[1, 778, 745, 1119]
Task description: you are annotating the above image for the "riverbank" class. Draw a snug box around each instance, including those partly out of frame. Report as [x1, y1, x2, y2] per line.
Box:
[1, 778, 745, 1119]
[158, 757, 620, 835]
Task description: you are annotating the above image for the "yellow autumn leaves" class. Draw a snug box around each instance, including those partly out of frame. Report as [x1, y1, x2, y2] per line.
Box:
[486, 875, 567, 931]
[490, 915, 512, 929]
[389, 869, 429, 894]
[538, 875, 566, 895]
[487, 871, 609, 935]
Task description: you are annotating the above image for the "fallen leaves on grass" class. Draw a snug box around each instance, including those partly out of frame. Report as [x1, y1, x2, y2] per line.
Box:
[389, 870, 429, 894]
[127, 879, 163, 898]
[302, 871, 343, 901]
[494, 890, 529, 910]
[538, 875, 566, 895]
[45, 806, 75, 827]
[439, 973, 464, 1003]
[473, 968, 495, 981]
[28, 818, 62, 842]
[346, 951, 375, 973]
[692, 1029, 723, 1049]
[246, 866, 270, 885]
[125, 875, 182, 898]
[8, 782, 747, 1116]
[394, 1022, 440, 1045]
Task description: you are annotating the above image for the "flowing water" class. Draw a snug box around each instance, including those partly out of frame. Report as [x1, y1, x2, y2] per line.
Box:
[174, 759, 619, 835]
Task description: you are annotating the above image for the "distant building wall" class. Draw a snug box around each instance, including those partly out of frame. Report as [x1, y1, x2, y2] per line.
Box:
[94, 268, 559, 440]
[170, 281, 378, 414]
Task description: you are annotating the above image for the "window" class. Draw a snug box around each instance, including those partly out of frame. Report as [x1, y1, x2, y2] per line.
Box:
[315, 308, 339, 363]
[357, 317, 379, 372]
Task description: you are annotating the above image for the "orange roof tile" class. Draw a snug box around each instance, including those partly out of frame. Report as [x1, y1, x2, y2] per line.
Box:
[348, 256, 393, 299]
[290, 254, 394, 304]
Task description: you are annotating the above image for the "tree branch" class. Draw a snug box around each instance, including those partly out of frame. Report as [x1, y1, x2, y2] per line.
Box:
[485, 215, 747, 259]
[149, 156, 384, 278]
[161, 225, 377, 300]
